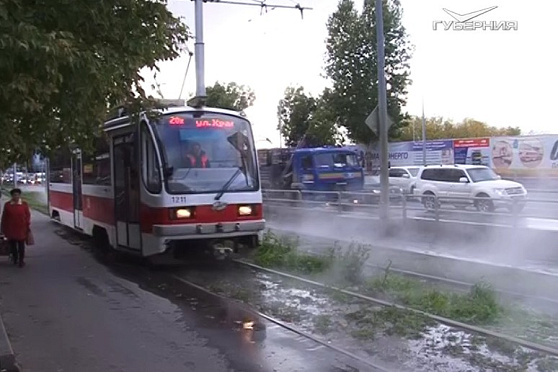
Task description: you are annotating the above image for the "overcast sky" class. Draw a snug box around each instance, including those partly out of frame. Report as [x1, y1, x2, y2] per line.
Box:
[143, 0, 557, 147]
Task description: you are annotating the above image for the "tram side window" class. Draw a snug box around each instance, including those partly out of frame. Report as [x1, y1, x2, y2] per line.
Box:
[82, 137, 112, 186]
[49, 149, 72, 183]
[141, 126, 161, 193]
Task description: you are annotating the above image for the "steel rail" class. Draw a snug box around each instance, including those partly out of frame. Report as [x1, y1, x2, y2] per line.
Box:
[170, 274, 392, 372]
[363, 262, 558, 307]
[233, 259, 558, 358]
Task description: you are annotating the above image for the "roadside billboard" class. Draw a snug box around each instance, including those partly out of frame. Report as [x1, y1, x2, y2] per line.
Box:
[361, 135, 558, 177]
[490, 136, 558, 177]
[368, 140, 453, 172]
[453, 138, 491, 166]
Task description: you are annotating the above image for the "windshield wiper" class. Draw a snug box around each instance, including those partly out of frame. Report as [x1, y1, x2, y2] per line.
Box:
[215, 167, 243, 201]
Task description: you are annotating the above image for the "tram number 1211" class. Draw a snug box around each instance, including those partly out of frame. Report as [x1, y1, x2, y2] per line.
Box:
[171, 196, 188, 203]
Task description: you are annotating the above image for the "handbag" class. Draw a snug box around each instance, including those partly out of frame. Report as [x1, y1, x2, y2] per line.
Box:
[0, 237, 9, 256]
[26, 230, 35, 246]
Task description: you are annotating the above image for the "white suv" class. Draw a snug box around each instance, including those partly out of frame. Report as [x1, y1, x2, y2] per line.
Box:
[414, 165, 527, 212]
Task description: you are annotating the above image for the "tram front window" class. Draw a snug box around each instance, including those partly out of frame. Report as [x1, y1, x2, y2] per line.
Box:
[154, 112, 259, 194]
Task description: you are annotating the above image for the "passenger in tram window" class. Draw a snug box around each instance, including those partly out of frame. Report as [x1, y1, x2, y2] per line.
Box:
[185, 142, 210, 168]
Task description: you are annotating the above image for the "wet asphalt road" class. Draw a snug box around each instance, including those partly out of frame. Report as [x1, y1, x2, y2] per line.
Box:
[0, 211, 384, 372]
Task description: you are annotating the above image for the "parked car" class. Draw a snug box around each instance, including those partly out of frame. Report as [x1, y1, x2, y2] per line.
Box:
[414, 164, 527, 212]
[388, 166, 420, 195]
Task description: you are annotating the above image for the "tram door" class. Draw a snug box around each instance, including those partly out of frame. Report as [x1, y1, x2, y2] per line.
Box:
[71, 151, 83, 229]
[113, 133, 141, 251]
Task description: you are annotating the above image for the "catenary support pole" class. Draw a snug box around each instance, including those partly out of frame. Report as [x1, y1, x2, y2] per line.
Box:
[375, 0, 389, 221]
[194, 0, 206, 99]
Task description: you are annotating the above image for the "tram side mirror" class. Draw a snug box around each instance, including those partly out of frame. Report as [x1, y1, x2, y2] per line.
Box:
[163, 166, 174, 178]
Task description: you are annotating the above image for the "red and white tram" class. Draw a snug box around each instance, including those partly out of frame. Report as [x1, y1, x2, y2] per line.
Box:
[47, 100, 265, 261]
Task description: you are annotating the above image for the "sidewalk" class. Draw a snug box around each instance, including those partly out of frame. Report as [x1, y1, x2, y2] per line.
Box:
[0, 211, 232, 372]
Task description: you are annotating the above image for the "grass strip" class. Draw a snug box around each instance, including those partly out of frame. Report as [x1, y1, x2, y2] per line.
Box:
[254, 230, 505, 328]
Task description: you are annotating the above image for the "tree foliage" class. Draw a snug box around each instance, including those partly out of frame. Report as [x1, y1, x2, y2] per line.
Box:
[398, 117, 522, 141]
[205, 81, 255, 112]
[0, 0, 188, 166]
[324, 0, 413, 144]
[277, 86, 342, 147]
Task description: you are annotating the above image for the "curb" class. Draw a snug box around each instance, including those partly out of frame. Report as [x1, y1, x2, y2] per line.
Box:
[0, 313, 18, 372]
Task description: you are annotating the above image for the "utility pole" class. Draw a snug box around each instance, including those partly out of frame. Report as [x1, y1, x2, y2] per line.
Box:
[422, 98, 427, 166]
[375, 0, 389, 221]
[194, 0, 206, 100]
[189, 0, 312, 108]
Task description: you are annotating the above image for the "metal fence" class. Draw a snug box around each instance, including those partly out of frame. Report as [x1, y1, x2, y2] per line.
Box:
[262, 188, 558, 229]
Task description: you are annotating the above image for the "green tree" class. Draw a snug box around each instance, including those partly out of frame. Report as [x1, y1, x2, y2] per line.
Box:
[0, 0, 188, 166]
[205, 81, 255, 112]
[398, 117, 521, 141]
[324, 0, 413, 144]
[277, 86, 339, 147]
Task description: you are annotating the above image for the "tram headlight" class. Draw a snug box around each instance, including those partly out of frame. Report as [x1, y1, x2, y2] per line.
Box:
[172, 208, 193, 219]
[238, 205, 254, 216]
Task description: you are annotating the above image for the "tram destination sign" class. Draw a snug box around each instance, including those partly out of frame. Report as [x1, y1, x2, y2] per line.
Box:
[166, 115, 234, 129]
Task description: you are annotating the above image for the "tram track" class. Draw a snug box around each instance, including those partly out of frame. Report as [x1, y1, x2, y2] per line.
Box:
[52, 222, 558, 371]
[363, 262, 558, 309]
[52, 224, 393, 372]
[228, 259, 558, 358]
[169, 273, 393, 372]
[265, 222, 558, 302]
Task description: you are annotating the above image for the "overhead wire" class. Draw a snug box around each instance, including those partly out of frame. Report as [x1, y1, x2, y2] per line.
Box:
[178, 45, 194, 99]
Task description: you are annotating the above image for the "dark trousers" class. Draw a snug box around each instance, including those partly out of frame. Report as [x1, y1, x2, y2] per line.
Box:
[9, 240, 25, 263]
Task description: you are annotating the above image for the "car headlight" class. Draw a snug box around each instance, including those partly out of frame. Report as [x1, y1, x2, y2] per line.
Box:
[493, 188, 506, 196]
[372, 189, 381, 194]
[171, 207, 194, 219]
[238, 205, 254, 216]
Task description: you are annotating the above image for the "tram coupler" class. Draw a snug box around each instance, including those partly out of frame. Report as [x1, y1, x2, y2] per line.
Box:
[211, 241, 233, 260]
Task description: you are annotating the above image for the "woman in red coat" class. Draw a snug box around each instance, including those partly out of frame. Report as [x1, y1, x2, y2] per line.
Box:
[1, 188, 31, 267]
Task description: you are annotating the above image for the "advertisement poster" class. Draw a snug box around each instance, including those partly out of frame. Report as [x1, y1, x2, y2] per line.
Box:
[410, 141, 454, 165]
[453, 138, 490, 166]
[490, 136, 558, 177]
[368, 140, 454, 172]
[361, 135, 558, 177]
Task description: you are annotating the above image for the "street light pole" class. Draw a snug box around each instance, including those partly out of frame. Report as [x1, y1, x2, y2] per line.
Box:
[375, 0, 389, 221]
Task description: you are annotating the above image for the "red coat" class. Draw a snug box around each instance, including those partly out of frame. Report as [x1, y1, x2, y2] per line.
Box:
[1, 200, 31, 241]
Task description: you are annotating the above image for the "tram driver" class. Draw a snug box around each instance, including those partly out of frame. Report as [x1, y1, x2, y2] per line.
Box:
[185, 142, 210, 168]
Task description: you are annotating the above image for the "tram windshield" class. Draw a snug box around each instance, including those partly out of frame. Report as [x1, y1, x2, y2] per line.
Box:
[153, 112, 259, 194]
